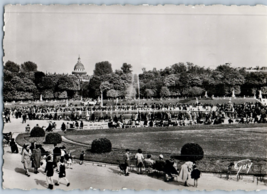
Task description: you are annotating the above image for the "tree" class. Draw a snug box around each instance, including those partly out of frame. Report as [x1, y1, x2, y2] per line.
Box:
[107, 89, 118, 98]
[93, 61, 113, 76]
[121, 63, 132, 74]
[171, 62, 187, 74]
[34, 71, 45, 84]
[21, 61, 38, 72]
[160, 86, 171, 97]
[4, 61, 20, 72]
[100, 81, 111, 106]
[4, 69, 14, 82]
[57, 76, 80, 91]
[144, 89, 154, 98]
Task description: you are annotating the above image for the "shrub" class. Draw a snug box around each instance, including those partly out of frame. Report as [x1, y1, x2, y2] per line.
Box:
[30, 127, 45, 137]
[45, 133, 62, 144]
[91, 138, 112, 153]
[180, 143, 204, 161]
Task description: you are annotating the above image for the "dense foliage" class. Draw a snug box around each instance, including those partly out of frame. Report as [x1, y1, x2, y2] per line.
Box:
[4, 60, 267, 101]
[30, 127, 45, 137]
[91, 138, 112, 153]
[45, 133, 62, 144]
[180, 143, 204, 161]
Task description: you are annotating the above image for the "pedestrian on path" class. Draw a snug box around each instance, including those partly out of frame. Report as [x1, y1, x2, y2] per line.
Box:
[10, 138, 18, 153]
[123, 149, 130, 176]
[45, 154, 56, 190]
[191, 165, 201, 187]
[21, 144, 32, 177]
[79, 151, 85, 165]
[65, 151, 73, 169]
[135, 149, 144, 174]
[55, 157, 70, 187]
[179, 161, 194, 187]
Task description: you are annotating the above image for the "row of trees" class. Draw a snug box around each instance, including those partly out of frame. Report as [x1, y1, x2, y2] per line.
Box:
[89, 62, 267, 99]
[3, 60, 267, 101]
[4, 61, 83, 101]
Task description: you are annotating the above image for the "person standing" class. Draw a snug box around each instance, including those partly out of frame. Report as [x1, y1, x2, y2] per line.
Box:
[135, 149, 144, 174]
[25, 124, 31, 133]
[53, 144, 61, 167]
[61, 122, 66, 132]
[79, 151, 85, 165]
[45, 154, 56, 190]
[65, 151, 73, 169]
[80, 120, 84, 129]
[30, 142, 42, 174]
[179, 161, 194, 186]
[21, 144, 32, 177]
[191, 165, 201, 187]
[55, 157, 70, 187]
[123, 149, 130, 176]
[10, 138, 18, 153]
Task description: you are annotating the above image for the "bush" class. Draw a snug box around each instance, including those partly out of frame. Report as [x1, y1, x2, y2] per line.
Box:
[30, 127, 45, 137]
[45, 133, 62, 144]
[180, 143, 204, 161]
[91, 138, 112, 153]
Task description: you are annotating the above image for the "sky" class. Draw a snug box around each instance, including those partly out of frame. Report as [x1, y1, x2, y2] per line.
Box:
[3, 5, 267, 75]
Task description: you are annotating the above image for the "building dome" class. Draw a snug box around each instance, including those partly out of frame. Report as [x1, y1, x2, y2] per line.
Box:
[74, 56, 85, 71]
[72, 56, 87, 76]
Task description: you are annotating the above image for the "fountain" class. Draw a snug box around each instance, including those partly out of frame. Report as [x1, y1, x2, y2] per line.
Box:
[137, 74, 140, 99]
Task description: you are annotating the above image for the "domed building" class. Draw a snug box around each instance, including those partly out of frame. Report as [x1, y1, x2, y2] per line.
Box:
[72, 56, 87, 75]
[72, 56, 90, 82]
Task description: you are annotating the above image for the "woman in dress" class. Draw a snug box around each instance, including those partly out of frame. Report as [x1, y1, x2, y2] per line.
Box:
[21, 144, 32, 177]
[31, 142, 42, 174]
[179, 161, 194, 186]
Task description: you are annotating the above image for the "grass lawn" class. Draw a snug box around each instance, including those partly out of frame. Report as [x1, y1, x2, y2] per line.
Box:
[16, 123, 267, 174]
[65, 125, 267, 159]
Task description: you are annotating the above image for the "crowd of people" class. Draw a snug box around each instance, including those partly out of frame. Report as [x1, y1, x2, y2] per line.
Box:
[3, 101, 267, 129]
[17, 141, 86, 189]
[121, 149, 201, 187]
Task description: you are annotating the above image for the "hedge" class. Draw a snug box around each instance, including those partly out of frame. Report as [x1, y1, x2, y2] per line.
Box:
[45, 133, 62, 144]
[91, 138, 112, 153]
[30, 127, 45, 137]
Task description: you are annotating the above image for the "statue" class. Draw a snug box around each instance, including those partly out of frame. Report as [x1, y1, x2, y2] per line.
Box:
[232, 89, 236, 98]
[66, 99, 68, 107]
[196, 97, 199, 104]
[204, 91, 208, 98]
[40, 94, 43, 101]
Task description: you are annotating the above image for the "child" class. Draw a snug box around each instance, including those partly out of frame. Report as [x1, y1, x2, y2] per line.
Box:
[135, 149, 144, 174]
[79, 151, 85, 165]
[65, 152, 73, 169]
[45, 154, 56, 190]
[55, 157, 70, 187]
[191, 165, 201, 187]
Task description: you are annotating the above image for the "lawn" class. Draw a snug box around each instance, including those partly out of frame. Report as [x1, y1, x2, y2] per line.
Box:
[65, 127, 267, 159]
[16, 124, 267, 174]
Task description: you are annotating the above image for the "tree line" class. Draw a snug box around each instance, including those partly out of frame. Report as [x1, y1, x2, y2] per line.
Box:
[3, 60, 267, 101]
